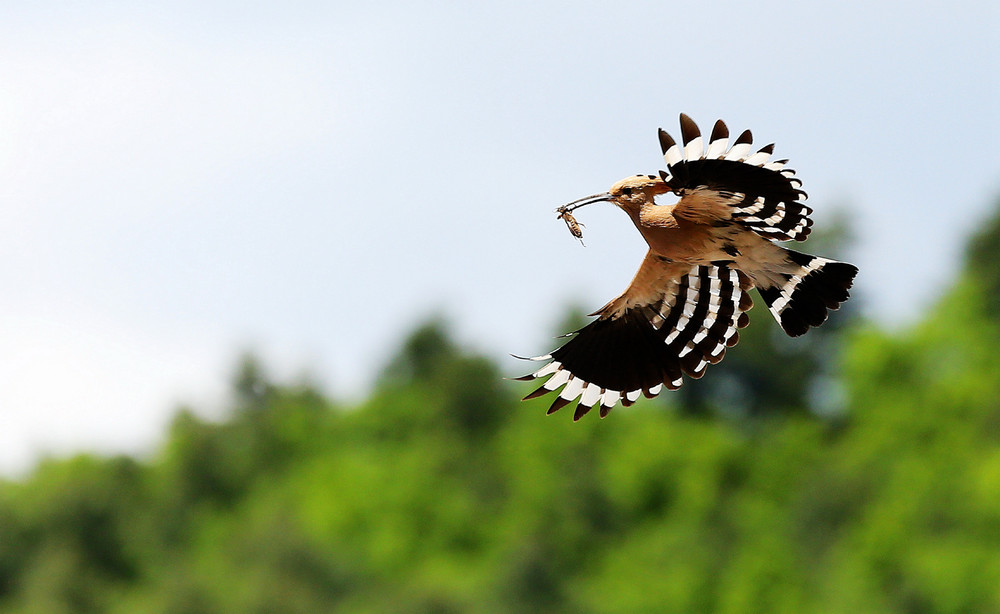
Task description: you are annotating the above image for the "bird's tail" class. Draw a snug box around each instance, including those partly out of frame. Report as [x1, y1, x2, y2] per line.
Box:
[755, 249, 858, 337]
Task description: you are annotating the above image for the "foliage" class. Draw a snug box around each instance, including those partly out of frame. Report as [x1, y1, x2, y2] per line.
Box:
[2, 205, 1000, 613]
[964, 194, 1000, 318]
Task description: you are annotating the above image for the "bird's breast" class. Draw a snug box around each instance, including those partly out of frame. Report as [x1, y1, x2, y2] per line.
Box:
[636, 219, 723, 265]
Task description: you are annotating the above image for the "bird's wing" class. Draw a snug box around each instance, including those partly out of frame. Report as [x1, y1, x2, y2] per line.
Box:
[516, 252, 753, 420]
[660, 114, 812, 242]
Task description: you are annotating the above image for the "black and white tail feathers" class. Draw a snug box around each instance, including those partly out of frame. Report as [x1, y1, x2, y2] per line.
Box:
[757, 249, 858, 337]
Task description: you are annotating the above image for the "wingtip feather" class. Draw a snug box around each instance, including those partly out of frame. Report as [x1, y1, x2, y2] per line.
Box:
[658, 128, 676, 155]
[679, 113, 700, 145]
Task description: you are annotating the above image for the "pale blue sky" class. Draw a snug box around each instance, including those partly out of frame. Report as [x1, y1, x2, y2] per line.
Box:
[1, 1, 998, 474]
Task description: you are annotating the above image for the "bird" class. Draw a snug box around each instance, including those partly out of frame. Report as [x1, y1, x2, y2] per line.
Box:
[515, 114, 858, 421]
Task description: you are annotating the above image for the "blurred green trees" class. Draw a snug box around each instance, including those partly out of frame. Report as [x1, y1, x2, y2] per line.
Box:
[2, 199, 1000, 613]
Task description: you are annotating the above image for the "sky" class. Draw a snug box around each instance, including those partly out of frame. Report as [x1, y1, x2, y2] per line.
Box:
[1, 1, 998, 475]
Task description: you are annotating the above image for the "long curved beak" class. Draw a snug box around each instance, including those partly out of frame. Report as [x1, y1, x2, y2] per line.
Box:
[556, 192, 612, 214]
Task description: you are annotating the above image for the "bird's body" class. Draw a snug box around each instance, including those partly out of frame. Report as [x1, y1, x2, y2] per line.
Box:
[518, 115, 858, 420]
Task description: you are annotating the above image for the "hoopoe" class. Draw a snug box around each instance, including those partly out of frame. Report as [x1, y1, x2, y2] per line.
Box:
[516, 114, 858, 420]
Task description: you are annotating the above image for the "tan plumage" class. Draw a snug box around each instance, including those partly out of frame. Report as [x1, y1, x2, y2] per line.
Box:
[521, 114, 858, 420]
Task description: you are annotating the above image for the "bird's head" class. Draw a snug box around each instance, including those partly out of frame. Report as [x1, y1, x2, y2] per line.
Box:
[557, 174, 672, 216]
[609, 174, 672, 208]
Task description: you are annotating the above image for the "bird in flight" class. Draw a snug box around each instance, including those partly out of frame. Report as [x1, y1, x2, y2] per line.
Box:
[516, 114, 858, 420]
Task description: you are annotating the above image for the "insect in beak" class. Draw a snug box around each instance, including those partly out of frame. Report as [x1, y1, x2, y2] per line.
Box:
[554, 192, 611, 245]
[556, 208, 586, 245]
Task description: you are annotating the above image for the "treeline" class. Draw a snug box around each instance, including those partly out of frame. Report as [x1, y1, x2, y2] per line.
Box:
[2, 203, 1000, 613]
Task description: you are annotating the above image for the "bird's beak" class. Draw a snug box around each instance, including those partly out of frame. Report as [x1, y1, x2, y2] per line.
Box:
[556, 192, 612, 214]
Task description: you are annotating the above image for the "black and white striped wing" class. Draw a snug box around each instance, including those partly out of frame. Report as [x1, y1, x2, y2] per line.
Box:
[517, 262, 753, 421]
[659, 114, 812, 242]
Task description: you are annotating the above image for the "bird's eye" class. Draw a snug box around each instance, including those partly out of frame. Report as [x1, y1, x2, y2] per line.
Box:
[621, 187, 634, 196]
